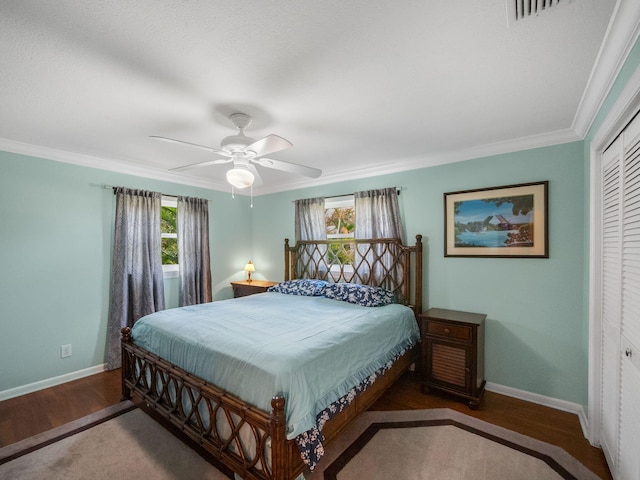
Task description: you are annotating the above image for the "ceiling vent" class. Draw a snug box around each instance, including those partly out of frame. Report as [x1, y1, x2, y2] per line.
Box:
[507, 0, 564, 24]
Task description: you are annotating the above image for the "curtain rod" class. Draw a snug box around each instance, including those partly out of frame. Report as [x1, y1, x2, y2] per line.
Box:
[296, 187, 402, 202]
[103, 185, 179, 198]
[291, 188, 402, 204]
[329, 187, 401, 199]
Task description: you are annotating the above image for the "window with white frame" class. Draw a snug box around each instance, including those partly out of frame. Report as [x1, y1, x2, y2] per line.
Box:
[325, 195, 355, 238]
[324, 195, 355, 272]
[161, 196, 179, 278]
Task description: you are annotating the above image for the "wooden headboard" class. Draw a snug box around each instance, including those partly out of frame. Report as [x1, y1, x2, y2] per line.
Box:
[284, 235, 423, 314]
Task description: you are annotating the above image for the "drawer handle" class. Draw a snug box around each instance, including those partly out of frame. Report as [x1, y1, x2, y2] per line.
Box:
[444, 328, 451, 334]
[626, 348, 632, 358]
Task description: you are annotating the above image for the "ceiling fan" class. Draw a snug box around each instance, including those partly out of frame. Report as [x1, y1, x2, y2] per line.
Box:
[151, 113, 322, 189]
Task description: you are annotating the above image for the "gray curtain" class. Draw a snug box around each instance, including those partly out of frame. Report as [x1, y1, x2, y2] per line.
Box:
[178, 195, 212, 306]
[355, 187, 405, 242]
[106, 187, 165, 370]
[295, 197, 326, 278]
[354, 187, 405, 290]
[295, 197, 326, 241]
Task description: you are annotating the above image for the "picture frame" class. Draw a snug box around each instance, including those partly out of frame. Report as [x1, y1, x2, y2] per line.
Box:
[444, 181, 548, 258]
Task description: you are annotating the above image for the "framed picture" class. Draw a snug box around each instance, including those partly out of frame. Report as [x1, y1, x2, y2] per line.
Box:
[444, 181, 548, 258]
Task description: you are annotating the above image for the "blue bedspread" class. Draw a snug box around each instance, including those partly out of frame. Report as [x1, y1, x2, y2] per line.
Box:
[131, 292, 419, 440]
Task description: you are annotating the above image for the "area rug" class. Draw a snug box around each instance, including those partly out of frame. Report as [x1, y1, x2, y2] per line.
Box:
[0, 401, 230, 479]
[309, 409, 600, 480]
[0, 404, 599, 480]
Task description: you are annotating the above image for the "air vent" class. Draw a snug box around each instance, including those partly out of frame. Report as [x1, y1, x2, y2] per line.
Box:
[507, 0, 563, 24]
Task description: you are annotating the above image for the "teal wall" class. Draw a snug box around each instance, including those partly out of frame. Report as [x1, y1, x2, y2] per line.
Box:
[0, 136, 595, 405]
[0, 139, 593, 405]
[0, 152, 254, 391]
[253, 141, 587, 405]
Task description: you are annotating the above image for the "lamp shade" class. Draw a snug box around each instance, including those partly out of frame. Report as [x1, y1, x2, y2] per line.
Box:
[226, 167, 254, 189]
[244, 260, 255, 282]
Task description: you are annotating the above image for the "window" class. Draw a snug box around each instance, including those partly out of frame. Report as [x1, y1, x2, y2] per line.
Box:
[161, 196, 178, 278]
[325, 195, 355, 271]
[325, 195, 355, 239]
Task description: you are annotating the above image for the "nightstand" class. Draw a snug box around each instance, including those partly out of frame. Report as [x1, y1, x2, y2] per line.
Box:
[231, 280, 278, 298]
[420, 308, 486, 409]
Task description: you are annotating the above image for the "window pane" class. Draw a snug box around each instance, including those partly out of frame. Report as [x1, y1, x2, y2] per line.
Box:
[325, 206, 355, 237]
[161, 206, 177, 234]
[161, 204, 178, 266]
[162, 237, 178, 265]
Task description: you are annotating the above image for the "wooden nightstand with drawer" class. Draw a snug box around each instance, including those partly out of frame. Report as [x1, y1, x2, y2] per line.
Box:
[231, 280, 278, 298]
[420, 308, 486, 409]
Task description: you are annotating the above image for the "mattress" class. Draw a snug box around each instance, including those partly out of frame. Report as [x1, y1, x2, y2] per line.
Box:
[131, 292, 419, 440]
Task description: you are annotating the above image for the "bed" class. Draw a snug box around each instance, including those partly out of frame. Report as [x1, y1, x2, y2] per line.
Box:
[121, 235, 423, 480]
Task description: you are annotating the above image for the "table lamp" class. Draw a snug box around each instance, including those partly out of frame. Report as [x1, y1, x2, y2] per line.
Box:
[244, 261, 255, 282]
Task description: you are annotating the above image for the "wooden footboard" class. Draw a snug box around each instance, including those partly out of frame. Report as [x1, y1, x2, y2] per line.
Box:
[121, 327, 416, 480]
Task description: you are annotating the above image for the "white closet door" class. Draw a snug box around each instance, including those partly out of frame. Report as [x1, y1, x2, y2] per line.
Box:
[618, 115, 640, 480]
[600, 111, 640, 480]
[621, 114, 640, 355]
[600, 136, 622, 471]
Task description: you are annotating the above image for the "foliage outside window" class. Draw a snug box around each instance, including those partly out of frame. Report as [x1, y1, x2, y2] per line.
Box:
[325, 196, 355, 266]
[161, 196, 178, 276]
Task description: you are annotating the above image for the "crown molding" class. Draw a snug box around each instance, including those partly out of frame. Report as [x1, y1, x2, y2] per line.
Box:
[572, 0, 640, 137]
[590, 63, 640, 151]
[0, 125, 582, 198]
[253, 127, 581, 195]
[0, 137, 230, 192]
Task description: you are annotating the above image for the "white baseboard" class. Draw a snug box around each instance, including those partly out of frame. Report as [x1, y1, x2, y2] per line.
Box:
[0, 364, 108, 402]
[485, 382, 589, 439]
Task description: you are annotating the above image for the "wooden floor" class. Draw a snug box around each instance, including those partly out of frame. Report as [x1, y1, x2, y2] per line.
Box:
[0, 369, 612, 479]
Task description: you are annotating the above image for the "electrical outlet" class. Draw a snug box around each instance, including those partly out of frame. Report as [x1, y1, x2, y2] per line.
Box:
[60, 344, 72, 358]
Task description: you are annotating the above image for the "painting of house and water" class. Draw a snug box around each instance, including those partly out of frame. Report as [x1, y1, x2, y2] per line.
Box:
[444, 182, 548, 258]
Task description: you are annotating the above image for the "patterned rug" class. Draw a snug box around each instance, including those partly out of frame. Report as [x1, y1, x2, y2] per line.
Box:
[308, 409, 601, 480]
[0, 401, 230, 480]
[0, 404, 599, 479]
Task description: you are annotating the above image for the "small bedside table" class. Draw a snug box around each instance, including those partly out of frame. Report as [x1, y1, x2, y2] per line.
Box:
[420, 308, 486, 409]
[231, 280, 278, 298]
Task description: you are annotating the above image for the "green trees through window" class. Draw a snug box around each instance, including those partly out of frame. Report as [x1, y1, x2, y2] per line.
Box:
[325, 197, 355, 266]
[161, 204, 178, 265]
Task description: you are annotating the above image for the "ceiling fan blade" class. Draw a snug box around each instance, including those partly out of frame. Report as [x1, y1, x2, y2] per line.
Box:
[246, 134, 292, 157]
[150, 136, 231, 157]
[253, 157, 322, 178]
[170, 158, 232, 172]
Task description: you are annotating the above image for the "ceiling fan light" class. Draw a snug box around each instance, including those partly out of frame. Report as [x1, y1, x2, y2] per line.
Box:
[226, 167, 254, 189]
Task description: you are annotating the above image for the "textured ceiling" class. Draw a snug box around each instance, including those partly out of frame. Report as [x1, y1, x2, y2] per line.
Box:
[0, 0, 632, 195]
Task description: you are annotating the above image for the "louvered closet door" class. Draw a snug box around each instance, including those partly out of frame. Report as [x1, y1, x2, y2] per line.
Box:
[600, 112, 640, 480]
[618, 114, 640, 480]
[600, 137, 622, 472]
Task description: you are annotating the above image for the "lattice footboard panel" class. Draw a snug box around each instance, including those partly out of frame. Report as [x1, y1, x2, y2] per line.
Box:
[121, 330, 289, 480]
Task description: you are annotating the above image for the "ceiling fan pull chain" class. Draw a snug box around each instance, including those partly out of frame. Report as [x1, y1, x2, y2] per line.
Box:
[231, 185, 235, 199]
[250, 184, 254, 208]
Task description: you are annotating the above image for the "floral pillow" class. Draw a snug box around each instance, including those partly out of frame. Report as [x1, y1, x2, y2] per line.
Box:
[324, 283, 394, 307]
[267, 279, 328, 296]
